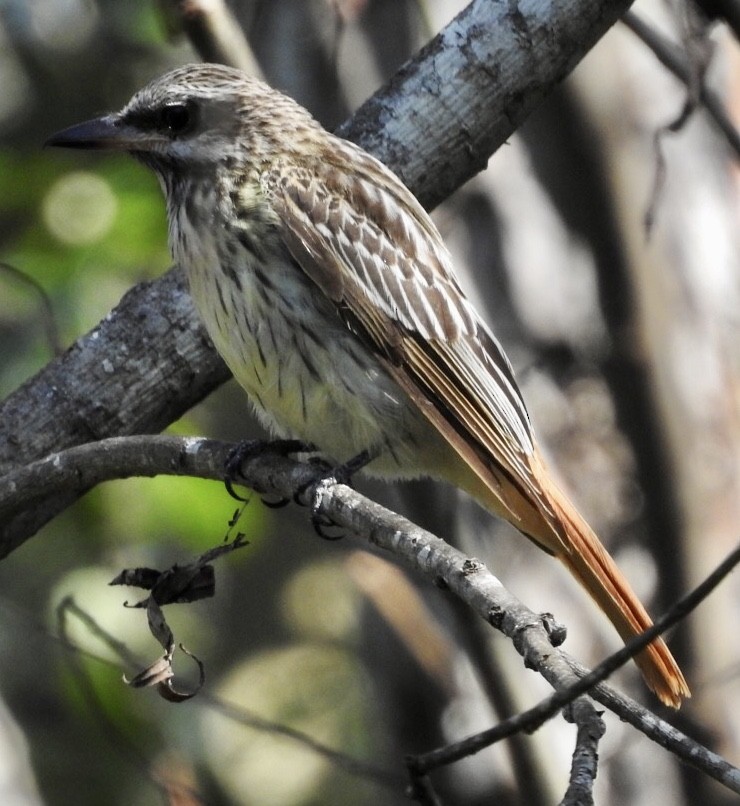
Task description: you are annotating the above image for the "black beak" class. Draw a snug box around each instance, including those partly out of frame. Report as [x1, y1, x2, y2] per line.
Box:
[46, 115, 150, 151]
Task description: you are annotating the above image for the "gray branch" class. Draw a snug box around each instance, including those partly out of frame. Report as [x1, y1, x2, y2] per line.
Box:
[561, 700, 604, 806]
[167, 0, 262, 76]
[3, 434, 739, 797]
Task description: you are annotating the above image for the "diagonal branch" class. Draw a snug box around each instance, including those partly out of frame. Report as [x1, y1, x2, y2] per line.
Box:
[168, 0, 262, 76]
[3, 434, 738, 796]
[622, 11, 740, 157]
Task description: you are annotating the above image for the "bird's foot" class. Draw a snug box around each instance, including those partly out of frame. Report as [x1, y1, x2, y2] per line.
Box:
[297, 449, 377, 539]
[225, 439, 316, 506]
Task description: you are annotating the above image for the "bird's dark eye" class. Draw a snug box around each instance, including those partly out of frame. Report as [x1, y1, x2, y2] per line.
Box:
[160, 102, 196, 136]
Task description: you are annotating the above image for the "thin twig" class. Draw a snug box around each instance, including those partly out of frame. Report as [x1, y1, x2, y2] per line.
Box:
[57, 597, 207, 804]
[574, 656, 740, 792]
[202, 695, 404, 789]
[55, 596, 404, 791]
[622, 11, 740, 158]
[0, 261, 63, 356]
[408, 542, 740, 779]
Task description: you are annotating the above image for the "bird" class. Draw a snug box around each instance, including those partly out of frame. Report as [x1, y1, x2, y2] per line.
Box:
[47, 63, 689, 707]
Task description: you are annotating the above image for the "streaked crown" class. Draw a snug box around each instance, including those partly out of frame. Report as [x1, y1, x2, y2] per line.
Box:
[47, 63, 323, 180]
[127, 65, 325, 173]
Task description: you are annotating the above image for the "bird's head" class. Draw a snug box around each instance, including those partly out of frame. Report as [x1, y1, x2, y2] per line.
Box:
[47, 63, 319, 177]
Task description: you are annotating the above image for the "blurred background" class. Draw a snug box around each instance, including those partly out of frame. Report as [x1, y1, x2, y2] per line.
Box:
[0, 0, 738, 804]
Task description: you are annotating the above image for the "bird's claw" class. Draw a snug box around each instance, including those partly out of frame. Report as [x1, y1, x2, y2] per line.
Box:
[305, 477, 346, 540]
[294, 449, 375, 540]
[225, 439, 315, 505]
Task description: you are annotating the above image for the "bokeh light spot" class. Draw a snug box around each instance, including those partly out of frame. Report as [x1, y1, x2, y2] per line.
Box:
[43, 171, 118, 246]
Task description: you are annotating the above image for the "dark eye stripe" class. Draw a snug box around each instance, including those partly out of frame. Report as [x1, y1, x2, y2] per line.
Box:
[123, 100, 197, 137]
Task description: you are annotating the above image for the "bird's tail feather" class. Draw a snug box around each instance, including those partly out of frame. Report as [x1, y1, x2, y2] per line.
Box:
[528, 454, 690, 708]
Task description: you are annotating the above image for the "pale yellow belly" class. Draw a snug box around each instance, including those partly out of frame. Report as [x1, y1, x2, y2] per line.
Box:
[184, 241, 451, 479]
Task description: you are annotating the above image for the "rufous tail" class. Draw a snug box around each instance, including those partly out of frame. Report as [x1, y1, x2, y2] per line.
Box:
[527, 454, 690, 708]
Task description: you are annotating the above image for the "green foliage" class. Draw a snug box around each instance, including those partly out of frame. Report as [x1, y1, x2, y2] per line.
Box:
[0, 148, 171, 396]
[0, 151, 169, 328]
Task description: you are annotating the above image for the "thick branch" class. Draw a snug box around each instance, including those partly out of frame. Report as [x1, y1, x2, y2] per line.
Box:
[0, 271, 229, 545]
[338, 0, 635, 210]
[169, 0, 261, 76]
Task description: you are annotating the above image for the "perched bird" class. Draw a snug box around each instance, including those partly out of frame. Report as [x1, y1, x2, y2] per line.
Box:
[47, 63, 689, 707]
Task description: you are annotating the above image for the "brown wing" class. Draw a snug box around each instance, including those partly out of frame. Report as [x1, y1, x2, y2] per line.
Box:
[263, 137, 558, 539]
[264, 139, 691, 708]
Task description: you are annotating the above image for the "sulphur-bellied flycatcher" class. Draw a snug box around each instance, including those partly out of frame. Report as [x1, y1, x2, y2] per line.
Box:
[47, 63, 689, 707]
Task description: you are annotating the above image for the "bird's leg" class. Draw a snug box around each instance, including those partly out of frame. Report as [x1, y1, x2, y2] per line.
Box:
[225, 439, 316, 505]
[297, 447, 377, 499]
[298, 447, 379, 539]
[325, 447, 378, 484]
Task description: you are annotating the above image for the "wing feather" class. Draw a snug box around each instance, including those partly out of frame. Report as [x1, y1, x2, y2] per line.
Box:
[263, 139, 553, 527]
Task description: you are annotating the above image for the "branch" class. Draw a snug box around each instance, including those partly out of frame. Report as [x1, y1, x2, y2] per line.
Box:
[561, 702, 603, 806]
[622, 10, 740, 158]
[0, 271, 229, 549]
[0, 0, 635, 548]
[406, 531, 740, 791]
[337, 0, 636, 211]
[4, 434, 740, 797]
[0, 435, 229, 542]
[166, 0, 262, 76]
[51, 597, 406, 793]
[576, 660, 740, 793]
